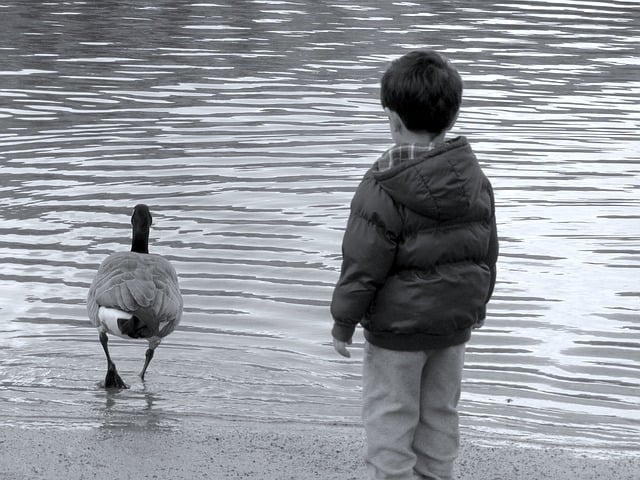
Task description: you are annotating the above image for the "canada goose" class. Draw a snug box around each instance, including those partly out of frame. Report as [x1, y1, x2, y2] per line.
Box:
[87, 204, 183, 389]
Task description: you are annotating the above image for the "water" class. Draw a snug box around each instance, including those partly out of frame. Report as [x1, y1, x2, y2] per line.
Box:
[0, 0, 638, 453]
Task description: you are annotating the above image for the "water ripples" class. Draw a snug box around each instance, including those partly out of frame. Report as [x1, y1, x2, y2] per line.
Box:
[0, 0, 638, 451]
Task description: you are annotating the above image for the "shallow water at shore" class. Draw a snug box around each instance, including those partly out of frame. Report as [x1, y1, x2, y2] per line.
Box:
[0, 0, 638, 452]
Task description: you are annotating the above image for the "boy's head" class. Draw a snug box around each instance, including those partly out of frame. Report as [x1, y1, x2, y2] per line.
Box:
[380, 49, 463, 136]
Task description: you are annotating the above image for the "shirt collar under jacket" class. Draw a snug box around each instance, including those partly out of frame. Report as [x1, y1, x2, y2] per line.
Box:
[376, 143, 436, 172]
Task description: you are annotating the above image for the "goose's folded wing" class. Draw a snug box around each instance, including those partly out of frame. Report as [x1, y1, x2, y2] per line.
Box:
[96, 277, 157, 312]
[150, 267, 183, 336]
[87, 252, 182, 334]
[88, 253, 156, 313]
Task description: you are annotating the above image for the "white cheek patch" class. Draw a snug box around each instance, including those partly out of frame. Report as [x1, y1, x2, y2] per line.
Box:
[98, 306, 133, 337]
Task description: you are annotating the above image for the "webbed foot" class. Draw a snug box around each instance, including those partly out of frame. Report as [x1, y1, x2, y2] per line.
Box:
[103, 365, 128, 389]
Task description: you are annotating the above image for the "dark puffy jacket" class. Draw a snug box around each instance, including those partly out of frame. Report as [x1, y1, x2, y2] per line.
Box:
[331, 136, 498, 350]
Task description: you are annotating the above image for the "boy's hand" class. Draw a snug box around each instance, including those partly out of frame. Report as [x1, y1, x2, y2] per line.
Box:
[333, 337, 352, 358]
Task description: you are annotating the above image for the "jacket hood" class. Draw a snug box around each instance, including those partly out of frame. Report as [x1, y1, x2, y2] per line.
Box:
[373, 136, 485, 220]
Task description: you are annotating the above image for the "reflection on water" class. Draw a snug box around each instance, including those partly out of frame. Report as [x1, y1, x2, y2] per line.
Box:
[99, 387, 179, 432]
[0, 0, 638, 452]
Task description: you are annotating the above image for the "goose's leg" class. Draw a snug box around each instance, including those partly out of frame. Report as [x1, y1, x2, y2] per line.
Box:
[139, 347, 155, 381]
[99, 332, 128, 389]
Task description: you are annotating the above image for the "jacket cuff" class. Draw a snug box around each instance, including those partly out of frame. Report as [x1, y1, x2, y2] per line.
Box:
[332, 322, 356, 342]
[473, 305, 487, 329]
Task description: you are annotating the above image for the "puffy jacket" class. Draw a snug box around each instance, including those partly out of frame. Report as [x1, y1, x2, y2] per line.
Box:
[331, 136, 498, 350]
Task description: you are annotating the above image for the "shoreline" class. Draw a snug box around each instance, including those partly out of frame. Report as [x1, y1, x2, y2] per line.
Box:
[1, 419, 637, 479]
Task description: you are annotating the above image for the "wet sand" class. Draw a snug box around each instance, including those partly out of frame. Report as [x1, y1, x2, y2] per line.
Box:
[1, 419, 637, 480]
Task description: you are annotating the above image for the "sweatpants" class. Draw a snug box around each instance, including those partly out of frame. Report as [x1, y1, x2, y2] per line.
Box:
[362, 342, 466, 480]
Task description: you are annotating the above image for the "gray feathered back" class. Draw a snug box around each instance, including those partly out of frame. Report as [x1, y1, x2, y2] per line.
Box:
[87, 251, 183, 337]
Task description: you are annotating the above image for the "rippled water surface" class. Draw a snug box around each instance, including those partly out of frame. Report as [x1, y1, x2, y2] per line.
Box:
[0, 0, 638, 452]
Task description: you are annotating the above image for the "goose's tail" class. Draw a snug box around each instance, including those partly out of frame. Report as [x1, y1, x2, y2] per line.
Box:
[98, 306, 147, 339]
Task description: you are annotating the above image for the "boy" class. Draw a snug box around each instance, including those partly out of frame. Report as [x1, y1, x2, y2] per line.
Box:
[331, 50, 498, 480]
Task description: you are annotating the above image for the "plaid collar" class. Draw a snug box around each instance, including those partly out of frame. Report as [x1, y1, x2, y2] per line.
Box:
[377, 143, 437, 172]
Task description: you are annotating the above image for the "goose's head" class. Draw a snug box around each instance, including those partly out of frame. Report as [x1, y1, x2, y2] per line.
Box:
[131, 204, 152, 253]
[131, 204, 152, 229]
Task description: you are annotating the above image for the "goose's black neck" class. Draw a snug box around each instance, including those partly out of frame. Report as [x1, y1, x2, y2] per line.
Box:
[130, 204, 152, 254]
[131, 226, 149, 254]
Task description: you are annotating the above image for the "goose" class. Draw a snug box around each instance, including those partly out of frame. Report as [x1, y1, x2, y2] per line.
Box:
[87, 204, 183, 389]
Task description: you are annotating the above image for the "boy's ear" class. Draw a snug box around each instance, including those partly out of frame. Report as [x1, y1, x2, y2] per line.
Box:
[445, 110, 459, 133]
[385, 108, 405, 134]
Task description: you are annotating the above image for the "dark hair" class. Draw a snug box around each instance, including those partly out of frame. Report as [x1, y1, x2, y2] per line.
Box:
[380, 50, 463, 134]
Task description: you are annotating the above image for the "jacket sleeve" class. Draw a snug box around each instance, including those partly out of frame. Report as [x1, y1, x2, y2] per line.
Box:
[483, 183, 499, 315]
[486, 218, 498, 299]
[330, 180, 399, 342]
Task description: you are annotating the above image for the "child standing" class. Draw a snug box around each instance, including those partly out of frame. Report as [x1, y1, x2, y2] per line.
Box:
[331, 50, 498, 480]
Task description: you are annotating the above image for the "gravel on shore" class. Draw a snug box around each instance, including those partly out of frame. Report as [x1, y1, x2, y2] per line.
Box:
[1, 419, 637, 479]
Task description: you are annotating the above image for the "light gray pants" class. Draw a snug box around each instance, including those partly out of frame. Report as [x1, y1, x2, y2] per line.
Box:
[362, 342, 466, 480]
